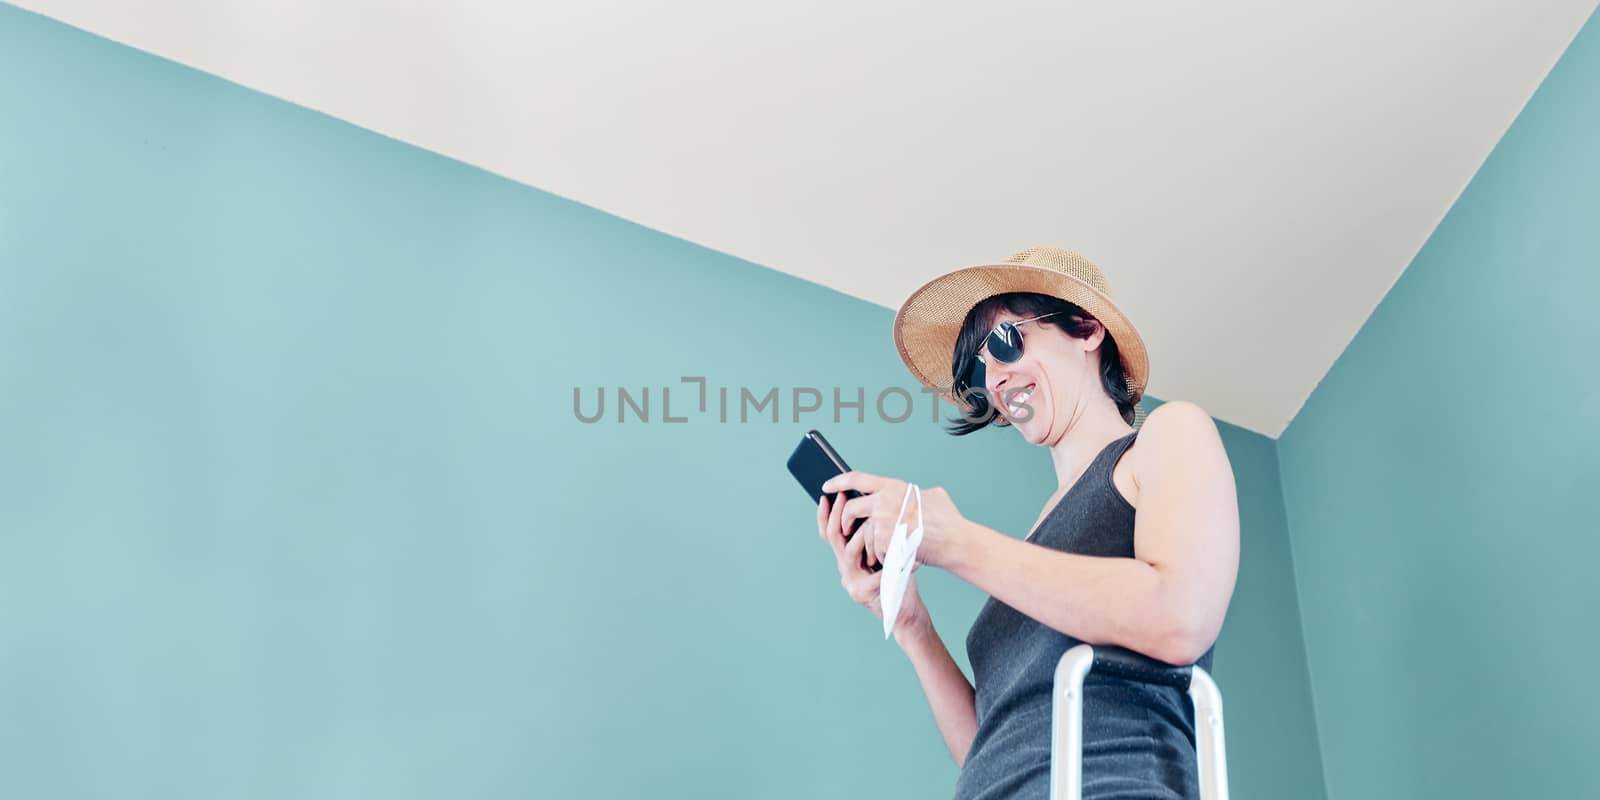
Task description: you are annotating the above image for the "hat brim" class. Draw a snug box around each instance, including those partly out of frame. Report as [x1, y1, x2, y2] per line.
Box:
[892, 263, 1149, 415]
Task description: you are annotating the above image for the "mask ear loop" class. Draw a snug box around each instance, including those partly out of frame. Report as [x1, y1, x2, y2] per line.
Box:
[893, 481, 917, 528]
[896, 483, 924, 566]
[913, 484, 923, 536]
[910, 484, 925, 569]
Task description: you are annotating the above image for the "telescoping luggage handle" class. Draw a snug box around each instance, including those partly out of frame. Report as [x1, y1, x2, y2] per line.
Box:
[1049, 644, 1229, 800]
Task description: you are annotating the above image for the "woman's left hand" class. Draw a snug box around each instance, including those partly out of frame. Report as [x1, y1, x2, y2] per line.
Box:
[821, 471, 972, 570]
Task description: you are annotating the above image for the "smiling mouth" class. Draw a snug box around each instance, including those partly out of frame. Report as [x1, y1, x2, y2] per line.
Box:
[1007, 384, 1036, 417]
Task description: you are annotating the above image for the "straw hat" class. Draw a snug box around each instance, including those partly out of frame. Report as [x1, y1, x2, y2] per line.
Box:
[892, 246, 1149, 427]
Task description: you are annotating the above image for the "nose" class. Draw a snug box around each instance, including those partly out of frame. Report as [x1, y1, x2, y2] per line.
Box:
[987, 357, 1017, 395]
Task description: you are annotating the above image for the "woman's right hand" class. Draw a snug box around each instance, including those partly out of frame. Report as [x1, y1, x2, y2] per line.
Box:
[818, 492, 928, 640]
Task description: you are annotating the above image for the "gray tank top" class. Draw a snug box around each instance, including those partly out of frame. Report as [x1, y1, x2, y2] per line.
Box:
[952, 430, 1213, 800]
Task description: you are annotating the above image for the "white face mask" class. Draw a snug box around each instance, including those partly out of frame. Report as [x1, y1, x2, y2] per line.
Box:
[880, 483, 924, 640]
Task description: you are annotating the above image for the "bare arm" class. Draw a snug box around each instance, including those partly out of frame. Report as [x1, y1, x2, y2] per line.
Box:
[894, 612, 978, 767]
[817, 494, 978, 767]
[946, 402, 1240, 665]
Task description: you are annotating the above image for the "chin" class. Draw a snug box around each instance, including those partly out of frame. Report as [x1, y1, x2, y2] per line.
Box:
[1014, 415, 1047, 444]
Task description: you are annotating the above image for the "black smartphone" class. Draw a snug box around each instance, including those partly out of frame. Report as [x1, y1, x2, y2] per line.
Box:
[787, 429, 882, 573]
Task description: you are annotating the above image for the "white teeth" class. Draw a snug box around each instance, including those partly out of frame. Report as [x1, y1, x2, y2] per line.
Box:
[1008, 387, 1035, 415]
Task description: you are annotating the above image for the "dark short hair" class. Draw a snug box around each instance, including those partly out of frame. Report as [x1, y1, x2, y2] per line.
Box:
[944, 292, 1138, 436]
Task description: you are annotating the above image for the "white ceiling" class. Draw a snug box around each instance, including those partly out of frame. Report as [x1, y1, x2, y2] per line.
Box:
[16, 1, 1597, 437]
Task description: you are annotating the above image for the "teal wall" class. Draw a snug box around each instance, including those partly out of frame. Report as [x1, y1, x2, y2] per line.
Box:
[1208, 427, 1326, 798]
[1277, 9, 1600, 799]
[0, 5, 1322, 798]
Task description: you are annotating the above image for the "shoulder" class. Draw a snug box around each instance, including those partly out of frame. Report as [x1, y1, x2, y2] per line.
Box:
[1131, 401, 1229, 487]
[1142, 400, 1217, 438]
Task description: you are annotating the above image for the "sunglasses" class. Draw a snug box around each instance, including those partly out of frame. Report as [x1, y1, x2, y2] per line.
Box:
[958, 313, 1061, 405]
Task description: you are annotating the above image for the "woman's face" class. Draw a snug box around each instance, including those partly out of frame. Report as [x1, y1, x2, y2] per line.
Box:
[981, 310, 1106, 445]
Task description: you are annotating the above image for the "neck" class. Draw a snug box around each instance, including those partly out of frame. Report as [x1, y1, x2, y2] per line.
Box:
[1045, 401, 1136, 491]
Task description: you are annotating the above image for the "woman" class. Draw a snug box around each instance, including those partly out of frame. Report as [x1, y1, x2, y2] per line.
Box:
[815, 247, 1239, 799]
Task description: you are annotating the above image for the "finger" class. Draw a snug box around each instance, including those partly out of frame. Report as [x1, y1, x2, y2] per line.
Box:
[816, 494, 828, 539]
[820, 470, 885, 497]
[859, 514, 892, 567]
[827, 491, 849, 564]
[864, 521, 876, 572]
[870, 518, 883, 569]
[841, 493, 876, 537]
[844, 517, 869, 570]
[845, 569, 883, 611]
[864, 571, 884, 616]
[866, 521, 886, 571]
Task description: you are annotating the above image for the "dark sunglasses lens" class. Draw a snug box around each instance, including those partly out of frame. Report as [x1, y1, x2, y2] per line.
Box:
[987, 322, 1024, 363]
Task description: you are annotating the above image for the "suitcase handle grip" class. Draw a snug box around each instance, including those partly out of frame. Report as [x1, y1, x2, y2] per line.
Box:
[1089, 645, 1193, 690]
